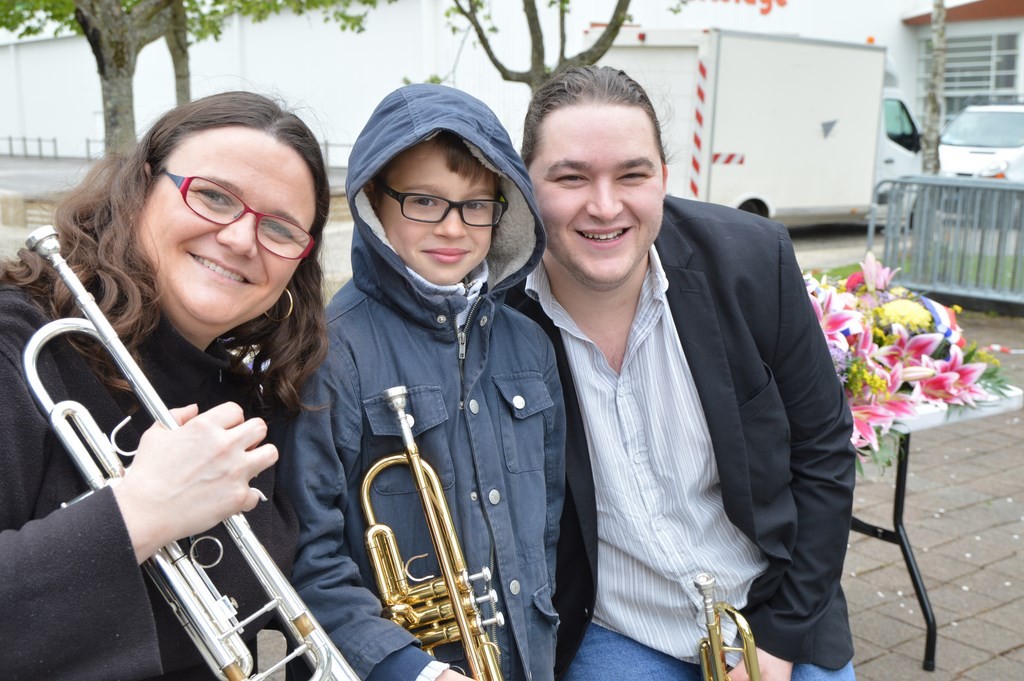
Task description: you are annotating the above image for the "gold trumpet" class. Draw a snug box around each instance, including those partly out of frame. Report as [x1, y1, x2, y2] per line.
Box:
[694, 572, 761, 681]
[21, 226, 359, 681]
[361, 386, 504, 681]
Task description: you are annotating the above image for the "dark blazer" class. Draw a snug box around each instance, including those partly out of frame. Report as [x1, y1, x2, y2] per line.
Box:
[510, 197, 857, 677]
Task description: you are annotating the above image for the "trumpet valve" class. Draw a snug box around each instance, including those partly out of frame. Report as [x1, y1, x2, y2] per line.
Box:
[468, 566, 492, 584]
[475, 589, 498, 607]
[480, 611, 505, 629]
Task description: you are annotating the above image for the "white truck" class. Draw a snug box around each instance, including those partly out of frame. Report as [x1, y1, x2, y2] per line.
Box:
[591, 27, 922, 226]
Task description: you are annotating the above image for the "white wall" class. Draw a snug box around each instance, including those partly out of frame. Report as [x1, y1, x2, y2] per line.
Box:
[1, 0, 1018, 163]
[1, 35, 103, 158]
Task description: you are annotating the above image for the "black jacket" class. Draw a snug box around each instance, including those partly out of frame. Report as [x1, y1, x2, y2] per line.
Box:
[0, 285, 298, 680]
[511, 197, 857, 676]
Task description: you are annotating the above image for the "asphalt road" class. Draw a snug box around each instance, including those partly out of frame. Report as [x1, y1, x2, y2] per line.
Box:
[0, 156, 93, 196]
[788, 222, 873, 272]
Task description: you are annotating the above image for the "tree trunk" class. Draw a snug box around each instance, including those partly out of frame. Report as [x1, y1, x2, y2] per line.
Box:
[166, 0, 191, 105]
[99, 60, 140, 154]
[922, 0, 946, 174]
[76, 3, 138, 154]
[74, 0, 175, 154]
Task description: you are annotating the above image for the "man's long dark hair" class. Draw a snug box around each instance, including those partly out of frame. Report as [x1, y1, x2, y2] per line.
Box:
[521, 65, 668, 168]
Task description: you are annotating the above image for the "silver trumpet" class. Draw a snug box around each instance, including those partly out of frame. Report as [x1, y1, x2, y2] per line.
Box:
[21, 226, 358, 681]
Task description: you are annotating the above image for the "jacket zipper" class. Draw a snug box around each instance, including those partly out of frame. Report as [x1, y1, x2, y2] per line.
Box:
[457, 297, 484, 409]
[456, 296, 501, 672]
[488, 540, 500, 667]
[458, 296, 501, 667]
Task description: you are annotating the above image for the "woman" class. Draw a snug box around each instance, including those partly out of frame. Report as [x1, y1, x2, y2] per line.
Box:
[0, 91, 330, 680]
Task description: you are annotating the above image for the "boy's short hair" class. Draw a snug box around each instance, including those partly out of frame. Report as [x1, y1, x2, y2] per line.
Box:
[377, 130, 498, 192]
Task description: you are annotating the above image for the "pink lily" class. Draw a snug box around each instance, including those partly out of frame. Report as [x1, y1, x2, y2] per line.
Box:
[875, 324, 944, 370]
[849, 320, 879, 362]
[808, 284, 862, 346]
[850, 404, 897, 451]
[916, 346, 989, 406]
[860, 251, 899, 293]
[879, 365, 918, 417]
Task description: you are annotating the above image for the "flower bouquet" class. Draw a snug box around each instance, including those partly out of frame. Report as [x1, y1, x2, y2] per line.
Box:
[805, 253, 1009, 472]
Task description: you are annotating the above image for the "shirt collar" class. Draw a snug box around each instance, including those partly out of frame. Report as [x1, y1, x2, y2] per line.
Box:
[406, 260, 489, 327]
[406, 259, 489, 298]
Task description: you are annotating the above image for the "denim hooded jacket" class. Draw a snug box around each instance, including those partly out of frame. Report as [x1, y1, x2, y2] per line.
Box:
[280, 84, 566, 681]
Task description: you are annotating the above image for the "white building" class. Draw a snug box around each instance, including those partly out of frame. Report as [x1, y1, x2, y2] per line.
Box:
[1, 0, 1022, 164]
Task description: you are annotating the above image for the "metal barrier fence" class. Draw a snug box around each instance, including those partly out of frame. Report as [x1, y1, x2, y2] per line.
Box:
[868, 175, 1024, 305]
[1, 136, 58, 158]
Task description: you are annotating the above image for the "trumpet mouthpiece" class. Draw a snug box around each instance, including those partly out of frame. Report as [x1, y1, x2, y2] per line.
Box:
[26, 226, 60, 257]
[383, 386, 409, 411]
[694, 572, 716, 591]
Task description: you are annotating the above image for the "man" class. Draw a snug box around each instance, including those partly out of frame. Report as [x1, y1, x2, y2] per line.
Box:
[510, 65, 857, 681]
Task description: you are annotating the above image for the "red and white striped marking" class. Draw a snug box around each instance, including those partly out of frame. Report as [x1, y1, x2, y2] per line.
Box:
[690, 60, 707, 198]
[712, 153, 745, 165]
[986, 344, 1024, 355]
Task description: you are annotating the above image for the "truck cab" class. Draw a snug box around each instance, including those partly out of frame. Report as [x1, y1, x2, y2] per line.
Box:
[878, 90, 923, 185]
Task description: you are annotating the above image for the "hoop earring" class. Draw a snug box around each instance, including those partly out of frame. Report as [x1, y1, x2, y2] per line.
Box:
[264, 288, 294, 322]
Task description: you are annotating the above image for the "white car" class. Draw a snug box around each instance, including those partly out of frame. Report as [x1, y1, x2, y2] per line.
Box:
[938, 103, 1024, 182]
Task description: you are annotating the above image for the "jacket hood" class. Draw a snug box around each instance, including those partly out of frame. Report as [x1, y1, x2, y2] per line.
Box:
[345, 84, 544, 313]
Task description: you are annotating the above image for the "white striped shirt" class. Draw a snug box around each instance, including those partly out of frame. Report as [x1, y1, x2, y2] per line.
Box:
[526, 246, 767, 662]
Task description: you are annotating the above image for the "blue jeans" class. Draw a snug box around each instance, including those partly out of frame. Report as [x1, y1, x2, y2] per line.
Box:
[563, 623, 855, 681]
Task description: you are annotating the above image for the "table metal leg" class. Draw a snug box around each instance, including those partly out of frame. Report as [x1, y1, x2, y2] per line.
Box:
[850, 433, 937, 671]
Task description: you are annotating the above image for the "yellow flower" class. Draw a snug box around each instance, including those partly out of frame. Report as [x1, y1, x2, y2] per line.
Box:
[847, 359, 889, 398]
[975, 349, 1000, 367]
[875, 299, 933, 333]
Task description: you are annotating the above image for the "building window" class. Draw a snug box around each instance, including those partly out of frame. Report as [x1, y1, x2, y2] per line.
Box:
[918, 33, 1020, 122]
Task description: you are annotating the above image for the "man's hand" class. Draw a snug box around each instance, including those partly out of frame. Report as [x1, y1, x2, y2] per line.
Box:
[728, 647, 793, 681]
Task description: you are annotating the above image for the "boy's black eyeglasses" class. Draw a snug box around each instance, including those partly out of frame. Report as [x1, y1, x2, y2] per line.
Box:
[161, 171, 315, 260]
[380, 183, 507, 228]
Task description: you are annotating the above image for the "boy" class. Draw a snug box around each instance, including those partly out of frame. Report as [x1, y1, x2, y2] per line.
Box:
[281, 84, 565, 681]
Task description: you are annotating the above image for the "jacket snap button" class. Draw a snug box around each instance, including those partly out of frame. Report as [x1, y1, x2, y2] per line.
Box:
[488, 489, 501, 505]
[436, 314, 447, 324]
[469, 399, 479, 414]
[509, 579, 520, 595]
[512, 395, 526, 409]
[479, 315, 488, 326]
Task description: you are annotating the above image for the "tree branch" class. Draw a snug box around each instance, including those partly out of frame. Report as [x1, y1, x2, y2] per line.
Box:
[130, 0, 176, 46]
[451, 0, 532, 84]
[521, 0, 544, 82]
[557, 0, 566, 64]
[568, 0, 631, 67]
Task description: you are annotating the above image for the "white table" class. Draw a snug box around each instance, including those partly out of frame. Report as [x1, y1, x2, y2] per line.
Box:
[850, 386, 1022, 672]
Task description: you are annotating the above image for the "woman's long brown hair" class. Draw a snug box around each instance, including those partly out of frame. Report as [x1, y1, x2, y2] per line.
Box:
[0, 91, 330, 416]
